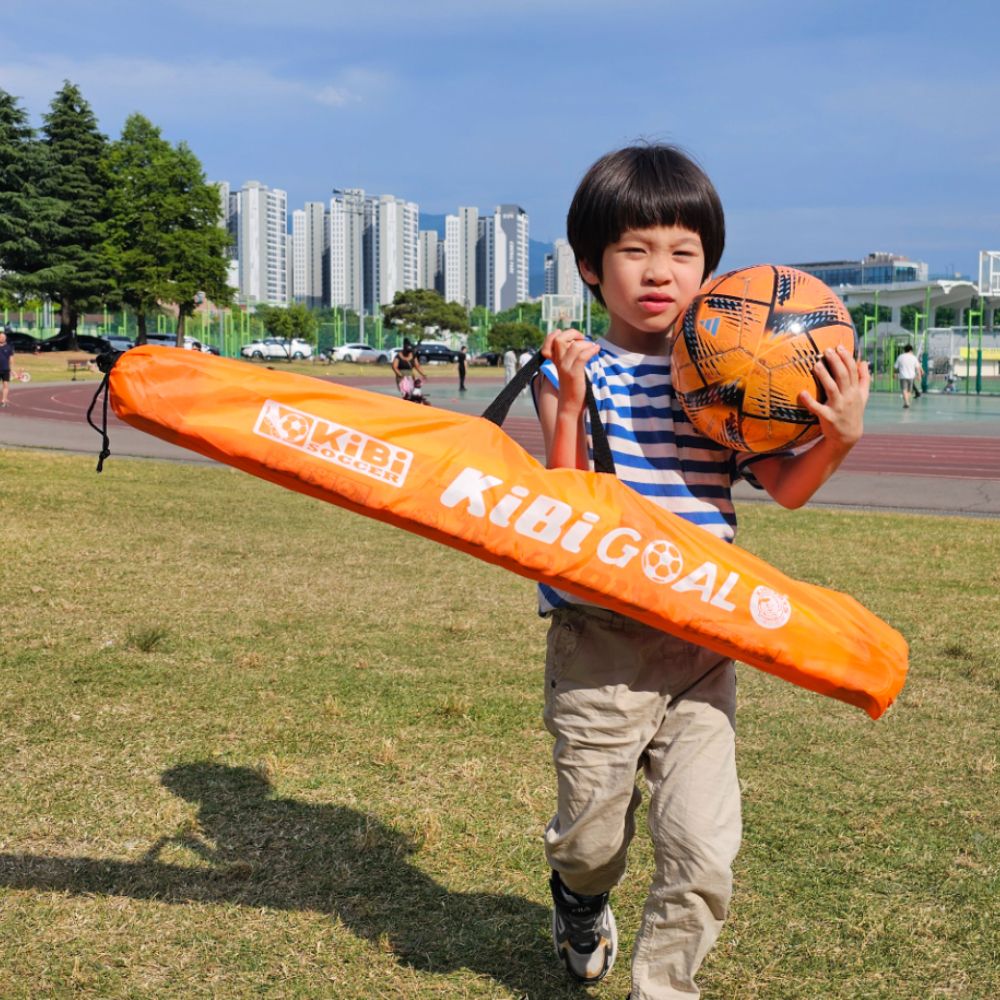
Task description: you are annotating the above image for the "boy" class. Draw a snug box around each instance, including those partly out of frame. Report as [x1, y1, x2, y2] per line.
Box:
[534, 144, 869, 999]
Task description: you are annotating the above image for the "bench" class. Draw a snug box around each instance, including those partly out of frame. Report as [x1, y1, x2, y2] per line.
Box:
[67, 359, 91, 381]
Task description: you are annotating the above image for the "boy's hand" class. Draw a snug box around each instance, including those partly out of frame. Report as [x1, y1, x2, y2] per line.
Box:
[800, 344, 870, 451]
[541, 328, 600, 417]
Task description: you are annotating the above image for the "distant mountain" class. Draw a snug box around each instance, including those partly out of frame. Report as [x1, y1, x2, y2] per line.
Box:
[419, 212, 553, 299]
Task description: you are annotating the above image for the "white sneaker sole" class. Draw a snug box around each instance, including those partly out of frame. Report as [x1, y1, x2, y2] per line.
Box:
[552, 904, 618, 983]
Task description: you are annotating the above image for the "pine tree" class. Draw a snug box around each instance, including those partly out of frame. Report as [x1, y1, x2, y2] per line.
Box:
[33, 81, 112, 345]
[0, 88, 43, 298]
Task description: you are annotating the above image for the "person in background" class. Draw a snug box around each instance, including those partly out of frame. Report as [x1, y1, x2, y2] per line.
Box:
[458, 345, 468, 392]
[894, 344, 922, 408]
[392, 339, 426, 393]
[518, 346, 535, 395]
[0, 331, 14, 408]
[503, 347, 517, 385]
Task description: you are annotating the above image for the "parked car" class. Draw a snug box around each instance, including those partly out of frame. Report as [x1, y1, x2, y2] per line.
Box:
[414, 341, 461, 364]
[2, 330, 43, 352]
[138, 334, 219, 354]
[471, 351, 501, 367]
[142, 334, 180, 349]
[240, 338, 314, 360]
[39, 331, 112, 353]
[181, 335, 219, 354]
[331, 342, 390, 364]
[105, 335, 135, 352]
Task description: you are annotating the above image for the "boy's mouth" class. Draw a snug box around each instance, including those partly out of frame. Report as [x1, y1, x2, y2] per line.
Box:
[638, 293, 674, 314]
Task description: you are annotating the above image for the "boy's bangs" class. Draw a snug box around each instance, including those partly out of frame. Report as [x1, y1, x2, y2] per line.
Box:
[613, 172, 716, 246]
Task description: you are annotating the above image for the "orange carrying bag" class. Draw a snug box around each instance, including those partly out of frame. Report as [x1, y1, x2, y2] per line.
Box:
[91, 346, 907, 719]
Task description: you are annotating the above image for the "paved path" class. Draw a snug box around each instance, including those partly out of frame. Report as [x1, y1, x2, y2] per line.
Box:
[2, 373, 999, 517]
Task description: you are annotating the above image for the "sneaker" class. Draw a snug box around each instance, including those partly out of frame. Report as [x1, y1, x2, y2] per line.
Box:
[550, 870, 618, 983]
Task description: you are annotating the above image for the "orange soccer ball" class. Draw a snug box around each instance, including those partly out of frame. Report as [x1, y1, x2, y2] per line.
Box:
[671, 265, 858, 453]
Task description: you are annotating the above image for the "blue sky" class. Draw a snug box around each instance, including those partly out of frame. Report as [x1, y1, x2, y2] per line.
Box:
[2, 0, 998, 278]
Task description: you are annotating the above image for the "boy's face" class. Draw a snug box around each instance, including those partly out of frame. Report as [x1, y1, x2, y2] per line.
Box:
[580, 225, 706, 350]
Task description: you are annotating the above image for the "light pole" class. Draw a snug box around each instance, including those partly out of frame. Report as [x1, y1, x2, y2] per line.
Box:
[967, 308, 983, 394]
[914, 310, 928, 392]
[863, 314, 877, 378]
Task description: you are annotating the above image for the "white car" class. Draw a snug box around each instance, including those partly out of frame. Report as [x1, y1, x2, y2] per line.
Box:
[182, 336, 220, 354]
[331, 342, 390, 364]
[240, 338, 314, 360]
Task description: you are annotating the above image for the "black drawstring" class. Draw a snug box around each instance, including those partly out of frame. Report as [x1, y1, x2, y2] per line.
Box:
[480, 351, 617, 476]
[86, 351, 122, 473]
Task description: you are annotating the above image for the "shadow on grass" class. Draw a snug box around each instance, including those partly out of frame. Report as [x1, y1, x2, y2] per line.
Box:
[0, 762, 574, 996]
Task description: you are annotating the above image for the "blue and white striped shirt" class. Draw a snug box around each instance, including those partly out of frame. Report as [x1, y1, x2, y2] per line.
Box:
[535, 337, 767, 614]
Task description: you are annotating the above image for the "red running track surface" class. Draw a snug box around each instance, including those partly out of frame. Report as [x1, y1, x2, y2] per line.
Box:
[6, 380, 1000, 482]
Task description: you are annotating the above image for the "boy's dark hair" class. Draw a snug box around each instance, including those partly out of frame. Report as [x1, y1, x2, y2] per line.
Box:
[566, 144, 725, 305]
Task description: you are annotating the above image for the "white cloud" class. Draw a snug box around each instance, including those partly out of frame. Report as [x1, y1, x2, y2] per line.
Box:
[315, 86, 355, 108]
[1, 53, 389, 123]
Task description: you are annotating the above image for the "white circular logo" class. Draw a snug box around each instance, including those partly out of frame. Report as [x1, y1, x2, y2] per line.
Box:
[750, 586, 791, 629]
[641, 540, 684, 585]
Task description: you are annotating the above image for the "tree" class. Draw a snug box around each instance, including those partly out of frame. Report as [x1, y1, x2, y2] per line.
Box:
[102, 113, 175, 343]
[157, 141, 233, 343]
[289, 303, 318, 342]
[253, 303, 318, 353]
[588, 299, 610, 337]
[487, 321, 543, 353]
[494, 300, 542, 329]
[255, 304, 295, 340]
[0, 89, 46, 298]
[381, 289, 470, 339]
[32, 81, 112, 346]
[848, 303, 891, 330]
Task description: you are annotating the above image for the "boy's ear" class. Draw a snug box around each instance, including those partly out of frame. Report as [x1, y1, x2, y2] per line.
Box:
[578, 259, 600, 286]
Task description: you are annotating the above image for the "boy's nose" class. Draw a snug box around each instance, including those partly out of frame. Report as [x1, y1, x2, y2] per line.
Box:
[643, 256, 673, 284]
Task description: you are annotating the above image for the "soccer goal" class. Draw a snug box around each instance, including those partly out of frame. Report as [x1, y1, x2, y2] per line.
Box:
[540, 294, 583, 333]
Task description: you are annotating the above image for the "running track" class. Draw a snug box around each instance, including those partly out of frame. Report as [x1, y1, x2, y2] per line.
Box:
[6, 379, 1000, 482]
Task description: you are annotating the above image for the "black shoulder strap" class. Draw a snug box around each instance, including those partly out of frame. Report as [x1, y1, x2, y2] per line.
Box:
[480, 351, 616, 476]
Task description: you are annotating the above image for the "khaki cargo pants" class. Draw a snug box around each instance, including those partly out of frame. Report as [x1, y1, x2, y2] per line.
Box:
[543, 604, 742, 1000]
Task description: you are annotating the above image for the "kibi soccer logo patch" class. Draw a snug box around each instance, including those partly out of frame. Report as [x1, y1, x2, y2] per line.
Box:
[749, 586, 792, 629]
[254, 400, 413, 487]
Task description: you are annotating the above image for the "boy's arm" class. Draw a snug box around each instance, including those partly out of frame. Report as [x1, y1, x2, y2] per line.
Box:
[750, 345, 870, 510]
[535, 329, 601, 470]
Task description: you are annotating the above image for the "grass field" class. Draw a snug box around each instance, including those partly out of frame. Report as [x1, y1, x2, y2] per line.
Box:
[0, 450, 997, 999]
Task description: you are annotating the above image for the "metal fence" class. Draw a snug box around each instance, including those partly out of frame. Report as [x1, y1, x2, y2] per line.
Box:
[8, 306, 999, 394]
[865, 328, 1000, 395]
